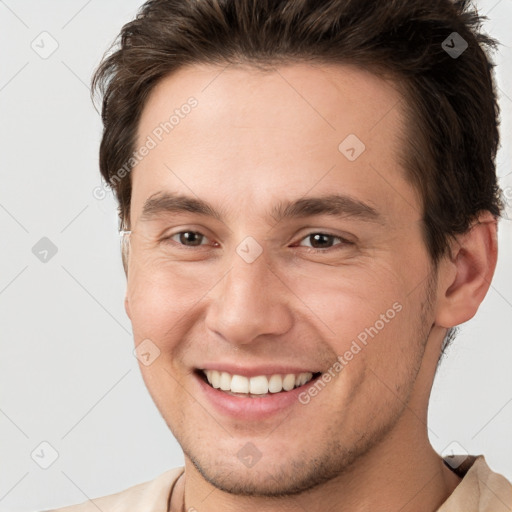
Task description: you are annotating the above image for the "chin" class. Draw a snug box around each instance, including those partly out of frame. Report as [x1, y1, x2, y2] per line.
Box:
[190, 459, 323, 497]
[183, 437, 367, 498]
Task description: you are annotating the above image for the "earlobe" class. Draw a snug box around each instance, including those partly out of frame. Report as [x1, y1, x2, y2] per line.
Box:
[435, 212, 498, 328]
[125, 295, 131, 320]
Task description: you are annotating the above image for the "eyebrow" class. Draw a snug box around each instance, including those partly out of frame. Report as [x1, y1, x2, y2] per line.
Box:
[140, 191, 382, 224]
[271, 195, 381, 223]
[141, 192, 223, 222]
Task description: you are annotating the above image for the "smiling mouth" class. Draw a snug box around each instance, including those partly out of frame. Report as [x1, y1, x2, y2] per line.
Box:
[196, 369, 322, 397]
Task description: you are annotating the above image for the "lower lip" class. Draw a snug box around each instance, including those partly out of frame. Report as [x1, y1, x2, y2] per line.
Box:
[194, 372, 319, 420]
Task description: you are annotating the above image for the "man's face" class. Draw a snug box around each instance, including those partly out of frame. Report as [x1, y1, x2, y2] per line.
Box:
[126, 62, 440, 495]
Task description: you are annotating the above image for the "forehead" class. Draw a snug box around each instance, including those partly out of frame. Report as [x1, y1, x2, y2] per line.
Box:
[136, 61, 405, 148]
[131, 62, 419, 223]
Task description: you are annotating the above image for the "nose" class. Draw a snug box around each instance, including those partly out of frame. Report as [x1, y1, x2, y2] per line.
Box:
[204, 250, 293, 346]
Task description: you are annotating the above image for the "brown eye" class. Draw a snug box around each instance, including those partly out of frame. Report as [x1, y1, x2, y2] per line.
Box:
[300, 233, 344, 249]
[171, 231, 207, 246]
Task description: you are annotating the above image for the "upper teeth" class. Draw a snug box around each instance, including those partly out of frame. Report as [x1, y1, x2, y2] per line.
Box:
[203, 370, 314, 395]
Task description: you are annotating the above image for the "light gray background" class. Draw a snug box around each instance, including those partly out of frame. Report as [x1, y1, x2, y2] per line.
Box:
[0, 1, 511, 511]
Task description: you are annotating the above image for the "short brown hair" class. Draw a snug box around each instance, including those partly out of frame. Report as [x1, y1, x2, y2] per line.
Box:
[92, 0, 503, 264]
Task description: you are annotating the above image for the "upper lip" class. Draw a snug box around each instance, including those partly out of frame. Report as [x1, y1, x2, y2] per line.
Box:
[197, 363, 321, 378]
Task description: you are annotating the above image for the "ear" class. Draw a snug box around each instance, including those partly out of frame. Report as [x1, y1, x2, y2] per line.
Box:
[121, 234, 130, 276]
[125, 294, 132, 320]
[435, 211, 498, 328]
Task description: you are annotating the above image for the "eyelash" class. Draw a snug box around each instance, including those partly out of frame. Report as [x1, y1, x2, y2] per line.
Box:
[162, 230, 351, 252]
[293, 233, 352, 252]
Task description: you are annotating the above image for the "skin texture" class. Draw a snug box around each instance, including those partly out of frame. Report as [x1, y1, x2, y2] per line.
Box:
[124, 62, 498, 512]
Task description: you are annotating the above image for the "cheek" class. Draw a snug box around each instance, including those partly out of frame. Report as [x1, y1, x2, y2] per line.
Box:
[127, 247, 425, 370]
[284, 260, 425, 394]
[126, 258, 217, 338]
[285, 261, 406, 338]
